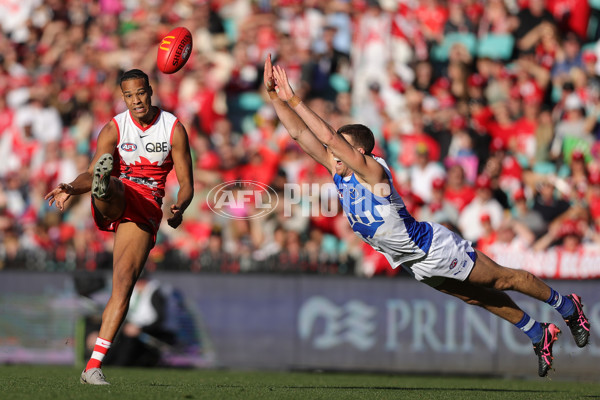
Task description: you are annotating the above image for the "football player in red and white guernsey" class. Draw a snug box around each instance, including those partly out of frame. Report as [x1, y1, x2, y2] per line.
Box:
[45, 69, 194, 385]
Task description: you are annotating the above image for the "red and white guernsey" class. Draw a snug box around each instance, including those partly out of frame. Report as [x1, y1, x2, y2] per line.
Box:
[112, 109, 177, 204]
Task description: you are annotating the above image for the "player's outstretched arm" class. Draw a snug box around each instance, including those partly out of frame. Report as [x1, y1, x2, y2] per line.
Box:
[272, 65, 385, 185]
[44, 120, 119, 211]
[168, 122, 194, 229]
[264, 54, 334, 174]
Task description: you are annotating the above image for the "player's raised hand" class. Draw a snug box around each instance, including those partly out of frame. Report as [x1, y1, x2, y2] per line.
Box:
[44, 183, 73, 211]
[264, 54, 276, 93]
[167, 204, 183, 228]
[273, 65, 295, 101]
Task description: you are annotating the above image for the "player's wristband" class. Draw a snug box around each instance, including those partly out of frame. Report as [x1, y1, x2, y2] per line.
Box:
[288, 95, 301, 108]
[268, 90, 278, 100]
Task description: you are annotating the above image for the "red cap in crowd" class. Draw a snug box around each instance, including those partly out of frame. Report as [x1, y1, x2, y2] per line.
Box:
[490, 137, 506, 152]
[430, 77, 450, 95]
[449, 115, 466, 130]
[476, 174, 492, 189]
[513, 188, 526, 202]
[438, 95, 456, 109]
[432, 177, 445, 190]
[501, 156, 522, 179]
[583, 50, 597, 64]
[518, 80, 544, 104]
[558, 219, 583, 238]
[467, 73, 485, 88]
[572, 150, 585, 161]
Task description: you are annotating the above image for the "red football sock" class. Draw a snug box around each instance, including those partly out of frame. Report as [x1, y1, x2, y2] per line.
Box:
[85, 337, 112, 371]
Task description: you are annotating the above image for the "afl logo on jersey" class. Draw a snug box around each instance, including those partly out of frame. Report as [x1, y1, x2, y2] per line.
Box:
[121, 143, 137, 152]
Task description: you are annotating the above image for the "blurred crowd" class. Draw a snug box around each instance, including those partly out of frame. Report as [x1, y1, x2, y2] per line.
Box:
[2, 0, 600, 276]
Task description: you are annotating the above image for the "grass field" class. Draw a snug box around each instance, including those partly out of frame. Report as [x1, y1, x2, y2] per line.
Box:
[2, 365, 600, 400]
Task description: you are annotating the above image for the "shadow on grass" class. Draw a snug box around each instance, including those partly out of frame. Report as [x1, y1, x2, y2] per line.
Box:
[211, 384, 563, 394]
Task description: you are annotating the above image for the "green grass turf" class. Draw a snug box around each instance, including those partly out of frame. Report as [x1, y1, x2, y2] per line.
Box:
[1, 365, 600, 400]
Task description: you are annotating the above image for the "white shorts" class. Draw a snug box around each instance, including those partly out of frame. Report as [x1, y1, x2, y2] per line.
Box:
[402, 222, 477, 287]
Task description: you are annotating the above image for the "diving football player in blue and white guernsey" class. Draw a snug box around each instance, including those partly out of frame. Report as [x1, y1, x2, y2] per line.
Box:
[264, 55, 590, 378]
[333, 155, 476, 285]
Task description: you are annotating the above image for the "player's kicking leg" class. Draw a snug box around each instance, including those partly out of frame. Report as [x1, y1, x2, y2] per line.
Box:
[435, 250, 589, 377]
[91, 153, 126, 220]
[81, 222, 154, 385]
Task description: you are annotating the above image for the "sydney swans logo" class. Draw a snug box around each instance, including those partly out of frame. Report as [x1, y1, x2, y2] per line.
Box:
[207, 180, 279, 220]
[298, 296, 377, 350]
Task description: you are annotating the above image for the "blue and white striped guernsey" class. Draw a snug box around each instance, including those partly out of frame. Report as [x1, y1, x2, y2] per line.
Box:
[333, 156, 433, 268]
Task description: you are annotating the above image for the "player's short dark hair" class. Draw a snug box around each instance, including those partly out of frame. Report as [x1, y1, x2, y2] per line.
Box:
[337, 124, 375, 155]
[120, 69, 150, 88]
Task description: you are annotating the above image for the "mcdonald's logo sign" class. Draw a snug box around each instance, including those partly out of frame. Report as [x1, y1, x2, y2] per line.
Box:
[159, 36, 175, 51]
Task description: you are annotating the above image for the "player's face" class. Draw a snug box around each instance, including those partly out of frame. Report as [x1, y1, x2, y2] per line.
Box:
[334, 134, 359, 177]
[121, 78, 152, 119]
[334, 155, 350, 176]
